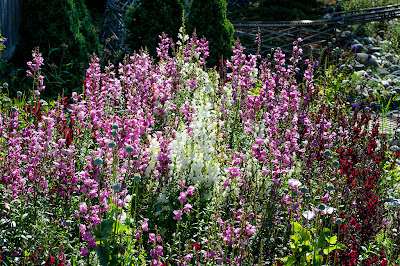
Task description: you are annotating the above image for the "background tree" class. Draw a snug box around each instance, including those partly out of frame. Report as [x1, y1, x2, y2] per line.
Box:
[10, 0, 100, 99]
[187, 0, 234, 67]
[124, 0, 186, 58]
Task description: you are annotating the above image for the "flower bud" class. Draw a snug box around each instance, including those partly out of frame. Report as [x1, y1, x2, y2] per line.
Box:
[133, 154, 139, 160]
[332, 161, 340, 168]
[17, 91, 22, 97]
[324, 150, 332, 157]
[108, 141, 116, 148]
[3, 82, 8, 89]
[134, 173, 141, 182]
[326, 183, 334, 191]
[292, 191, 298, 197]
[299, 186, 308, 193]
[112, 184, 121, 191]
[335, 218, 343, 225]
[126, 145, 134, 153]
[318, 204, 326, 210]
[315, 196, 321, 202]
[94, 158, 103, 165]
[112, 124, 118, 130]
[111, 130, 117, 137]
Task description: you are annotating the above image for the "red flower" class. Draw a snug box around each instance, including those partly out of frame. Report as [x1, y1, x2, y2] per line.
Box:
[193, 242, 201, 251]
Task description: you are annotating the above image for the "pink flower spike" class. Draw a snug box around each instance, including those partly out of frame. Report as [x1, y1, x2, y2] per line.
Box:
[80, 247, 89, 257]
[173, 210, 182, 220]
[288, 178, 302, 190]
[178, 192, 187, 203]
[183, 203, 192, 212]
[142, 218, 149, 232]
[183, 253, 193, 261]
[148, 233, 156, 243]
[186, 185, 195, 196]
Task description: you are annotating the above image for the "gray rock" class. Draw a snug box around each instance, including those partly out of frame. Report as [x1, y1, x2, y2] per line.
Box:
[355, 70, 368, 77]
[353, 44, 365, 53]
[391, 70, 400, 77]
[393, 87, 400, 94]
[373, 52, 381, 57]
[340, 30, 352, 39]
[366, 55, 379, 68]
[378, 68, 390, 76]
[354, 64, 366, 71]
[367, 46, 382, 54]
[383, 60, 392, 68]
[365, 44, 374, 50]
[389, 65, 400, 72]
[358, 37, 374, 45]
[381, 80, 390, 87]
[355, 53, 369, 61]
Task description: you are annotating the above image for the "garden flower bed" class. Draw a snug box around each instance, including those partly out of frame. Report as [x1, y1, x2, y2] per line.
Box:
[0, 27, 400, 265]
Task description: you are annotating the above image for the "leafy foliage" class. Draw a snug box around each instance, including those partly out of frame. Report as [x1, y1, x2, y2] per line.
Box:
[124, 0, 186, 58]
[10, 0, 100, 99]
[187, 0, 234, 67]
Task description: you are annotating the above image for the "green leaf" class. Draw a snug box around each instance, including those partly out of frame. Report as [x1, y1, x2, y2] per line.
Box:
[93, 219, 113, 240]
[94, 246, 111, 266]
[323, 245, 344, 255]
[316, 232, 326, 248]
[116, 221, 130, 235]
[325, 235, 337, 245]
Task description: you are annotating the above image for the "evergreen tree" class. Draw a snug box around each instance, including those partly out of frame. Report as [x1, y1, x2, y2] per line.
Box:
[125, 0, 186, 57]
[12, 0, 100, 99]
[187, 0, 234, 67]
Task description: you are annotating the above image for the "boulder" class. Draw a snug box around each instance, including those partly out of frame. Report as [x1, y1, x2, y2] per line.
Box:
[355, 70, 368, 77]
[389, 65, 400, 72]
[367, 46, 382, 54]
[391, 70, 400, 77]
[354, 64, 366, 71]
[378, 68, 390, 76]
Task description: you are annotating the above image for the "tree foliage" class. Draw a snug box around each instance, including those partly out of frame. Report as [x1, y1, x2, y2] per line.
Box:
[124, 0, 186, 57]
[187, 0, 234, 67]
[11, 0, 100, 99]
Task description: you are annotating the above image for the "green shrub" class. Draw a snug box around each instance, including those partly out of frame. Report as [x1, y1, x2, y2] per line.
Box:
[10, 0, 100, 99]
[124, 0, 186, 58]
[187, 0, 234, 67]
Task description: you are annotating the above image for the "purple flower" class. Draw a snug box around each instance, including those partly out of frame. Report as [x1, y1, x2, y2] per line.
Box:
[183, 203, 192, 212]
[80, 247, 89, 257]
[287, 178, 302, 190]
[178, 192, 187, 203]
[183, 253, 193, 261]
[79, 202, 88, 214]
[0, 37, 7, 44]
[148, 233, 156, 243]
[142, 218, 149, 231]
[186, 185, 195, 195]
[173, 210, 182, 220]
